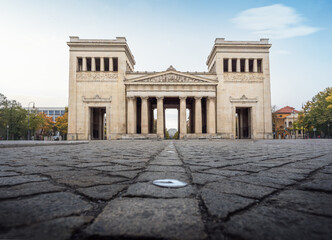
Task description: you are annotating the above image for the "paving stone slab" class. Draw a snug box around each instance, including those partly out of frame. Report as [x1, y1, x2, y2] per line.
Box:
[223, 164, 267, 173]
[191, 172, 226, 185]
[77, 184, 128, 200]
[201, 168, 248, 177]
[124, 182, 195, 198]
[299, 178, 332, 192]
[0, 216, 92, 240]
[44, 170, 127, 187]
[0, 181, 65, 199]
[0, 175, 48, 186]
[149, 159, 183, 166]
[201, 189, 255, 219]
[0, 171, 20, 177]
[146, 165, 186, 173]
[204, 180, 276, 199]
[257, 170, 306, 181]
[105, 170, 140, 179]
[321, 165, 332, 174]
[224, 206, 332, 240]
[231, 174, 297, 188]
[86, 198, 207, 240]
[267, 189, 332, 217]
[93, 165, 143, 172]
[0, 192, 93, 227]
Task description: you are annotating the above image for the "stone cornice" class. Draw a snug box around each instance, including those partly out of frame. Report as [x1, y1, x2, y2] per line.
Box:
[229, 95, 258, 103]
[82, 95, 112, 103]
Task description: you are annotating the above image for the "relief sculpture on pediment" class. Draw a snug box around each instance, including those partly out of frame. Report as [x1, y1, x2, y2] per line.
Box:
[138, 73, 206, 83]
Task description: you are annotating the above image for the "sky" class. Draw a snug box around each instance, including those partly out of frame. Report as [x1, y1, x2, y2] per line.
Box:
[0, 0, 331, 129]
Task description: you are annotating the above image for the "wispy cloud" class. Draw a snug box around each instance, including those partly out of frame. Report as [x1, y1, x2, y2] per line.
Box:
[231, 4, 320, 39]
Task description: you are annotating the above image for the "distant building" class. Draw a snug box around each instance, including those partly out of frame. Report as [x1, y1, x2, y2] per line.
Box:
[25, 107, 66, 121]
[273, 106, 303, 139]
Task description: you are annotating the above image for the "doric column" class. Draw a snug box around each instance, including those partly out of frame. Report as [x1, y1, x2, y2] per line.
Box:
[236, 59, 240, 72]
[91, 57, 96, 72]
[82, 57, 87, 71]
[245, 58, 249, 72]
[253, 58, 257, 72]
[157, 97, 164, 138]
[100, 57, 104, 71]
[179, 96, 187, 137]
[195, 96, 202, 134]
[207, 97, 216, 134]
[228, 58, 232, 72]
[109, 57, 113, 71]
[127, 97, 135, 134]
[141, 97, 149, 134]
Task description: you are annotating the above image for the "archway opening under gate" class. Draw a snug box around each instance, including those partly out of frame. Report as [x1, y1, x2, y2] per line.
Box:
[236, 107, 251, 139]
[90, 107, 106, 140]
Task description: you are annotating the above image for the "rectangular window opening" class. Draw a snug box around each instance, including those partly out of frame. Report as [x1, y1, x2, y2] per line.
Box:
[87, 58, 92, 71]
[95, 58, 100, 71]
[240, 59, 245, 72]
[77, 58, 82, 71]
[113, 58, 118, 72]
[104, 58, 109, 71]
[231, 59, 236, 72]
[257, 59, 262, 72]
[223, 58, 228, 72]
[249, 59, 254, 72]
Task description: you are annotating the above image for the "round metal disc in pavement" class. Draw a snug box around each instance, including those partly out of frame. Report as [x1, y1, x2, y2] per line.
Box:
[152, 179, 188, 188]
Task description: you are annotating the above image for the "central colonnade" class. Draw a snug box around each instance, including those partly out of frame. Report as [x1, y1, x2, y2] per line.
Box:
[127, 96, 216, 138]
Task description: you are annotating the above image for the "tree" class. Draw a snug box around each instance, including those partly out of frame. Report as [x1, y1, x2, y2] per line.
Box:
[173, 131, 179, 139]
[37, 113, 55, 138]
[302, 87, 332, 137]
[165, 129, 170, 139]
[55, 108, 68, 139]
[327, 92, 332, 109]
[0, 93, 28, 140]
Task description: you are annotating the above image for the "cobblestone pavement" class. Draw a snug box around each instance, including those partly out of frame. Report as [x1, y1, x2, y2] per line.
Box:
[0, 140, 331, 240]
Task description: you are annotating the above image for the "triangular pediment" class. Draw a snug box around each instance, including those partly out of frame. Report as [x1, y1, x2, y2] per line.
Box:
[125, 70, 217, 84]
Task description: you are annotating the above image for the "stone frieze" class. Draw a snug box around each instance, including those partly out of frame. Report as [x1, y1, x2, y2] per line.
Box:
[223, 73, 264, 82]
[76, 72, 118, 82]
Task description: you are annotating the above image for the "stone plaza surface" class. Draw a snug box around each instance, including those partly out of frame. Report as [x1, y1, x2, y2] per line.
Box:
[0, 140, 331, 240]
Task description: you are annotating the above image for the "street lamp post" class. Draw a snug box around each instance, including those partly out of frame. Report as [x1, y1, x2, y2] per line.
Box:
[328, 123, 330, 139]
[27, 102, 35, 140]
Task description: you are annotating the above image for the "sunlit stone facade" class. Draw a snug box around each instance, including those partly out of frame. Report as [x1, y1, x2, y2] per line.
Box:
[67, 36, 272, 140]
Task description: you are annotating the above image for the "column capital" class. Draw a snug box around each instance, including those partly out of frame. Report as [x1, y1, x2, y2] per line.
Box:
[194, 96, 202, 101]
[179, 96, 187, 100]
[156, 96, 164, 100]
[141, 96, 149, 101]
[127, 96, 135, 101]
[207, 96, 216, 100]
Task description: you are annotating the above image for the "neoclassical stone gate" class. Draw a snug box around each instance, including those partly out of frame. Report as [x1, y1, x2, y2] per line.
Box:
[67, 37, 273, 140]
[125, 67, 217, 138]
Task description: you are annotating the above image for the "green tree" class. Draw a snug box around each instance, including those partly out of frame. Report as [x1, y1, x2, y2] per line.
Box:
[173, 131, 179, 139]
[0, 93, 28, 140]
[165, 129, 170, 139]
[302, 87, 332, 137]
[326, 92, 332, 109]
